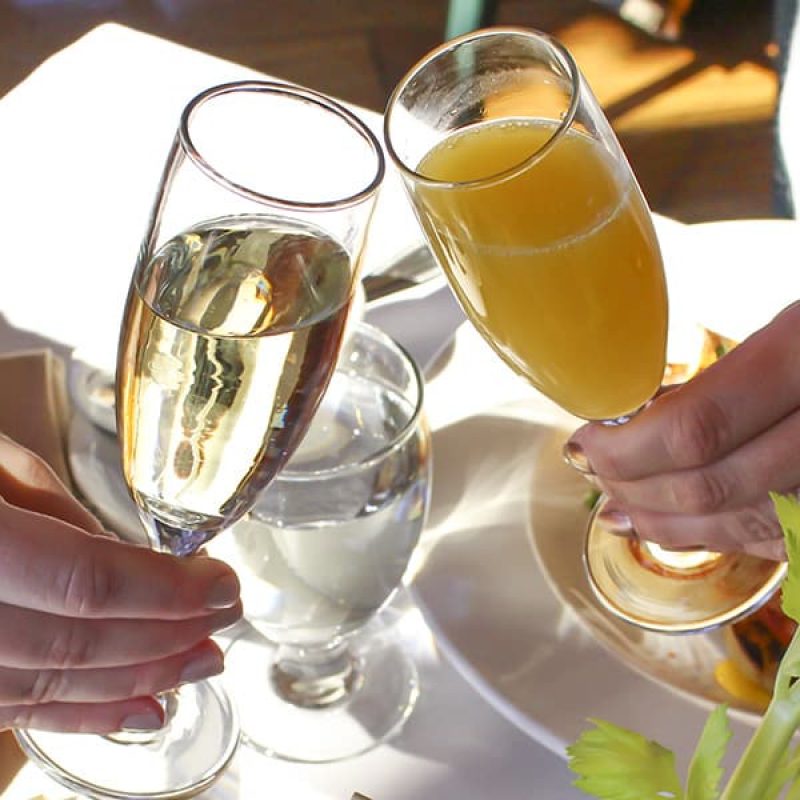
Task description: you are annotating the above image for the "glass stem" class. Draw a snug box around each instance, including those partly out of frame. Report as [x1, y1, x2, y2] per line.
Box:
[563, 404, 647, 475]
[271, 640, 363, 709]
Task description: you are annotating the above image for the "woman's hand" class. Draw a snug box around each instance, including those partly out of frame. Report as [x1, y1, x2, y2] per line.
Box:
[566, 301, 800, 562]
[0, 434, 242, 734]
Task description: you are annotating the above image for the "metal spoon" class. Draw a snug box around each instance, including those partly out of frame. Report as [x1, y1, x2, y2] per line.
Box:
[361, 243, 442, 302]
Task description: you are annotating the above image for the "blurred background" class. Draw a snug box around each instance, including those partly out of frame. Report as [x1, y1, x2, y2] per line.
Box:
[0, 0, 786, 223]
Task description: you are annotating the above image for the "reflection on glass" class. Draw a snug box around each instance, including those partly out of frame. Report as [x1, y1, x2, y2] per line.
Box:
[384, 28, 785, 634]
[16, 80, 385, 799]
[212, 323, 431, 763]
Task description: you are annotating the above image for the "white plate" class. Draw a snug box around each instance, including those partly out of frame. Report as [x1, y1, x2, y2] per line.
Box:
[411, 395, 756, 766]
[410, 397, 756, 766]
[412, 218, 800, 764]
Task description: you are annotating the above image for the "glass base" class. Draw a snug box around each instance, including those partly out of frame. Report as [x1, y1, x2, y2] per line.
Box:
[584, 495, 787, 634]
[223, 625, 419, 763]
[15, 680, 239, 800]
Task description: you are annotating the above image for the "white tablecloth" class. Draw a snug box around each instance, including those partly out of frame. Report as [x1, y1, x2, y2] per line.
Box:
[0, 23, 586, 800]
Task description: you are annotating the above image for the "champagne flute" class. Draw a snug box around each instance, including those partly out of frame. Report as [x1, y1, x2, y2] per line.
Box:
[15, 80, 385, 799]
[383, 27, 785, 634]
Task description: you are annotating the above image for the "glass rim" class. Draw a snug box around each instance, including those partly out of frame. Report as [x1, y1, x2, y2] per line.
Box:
[179, 80, 386, 211]
[274, 321, 426, 482]
[383, 26, 581, 190]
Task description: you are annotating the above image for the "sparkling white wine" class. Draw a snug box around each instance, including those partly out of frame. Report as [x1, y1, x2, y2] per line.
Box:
[117, 214, 353, 555]
[210, 367, 430, 646]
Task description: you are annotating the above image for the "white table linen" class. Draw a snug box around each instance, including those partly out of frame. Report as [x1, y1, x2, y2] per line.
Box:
[0, 23, 585, 800]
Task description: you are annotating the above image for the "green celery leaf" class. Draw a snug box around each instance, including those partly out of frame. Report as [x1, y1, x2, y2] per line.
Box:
[770, 492, 800, 623]
[686, 705, 731, 800]
[567, 718, 683, 800]
[584, 488, 602, 510]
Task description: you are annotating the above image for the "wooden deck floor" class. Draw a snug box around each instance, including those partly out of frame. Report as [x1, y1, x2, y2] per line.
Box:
[0, 0, 780, 222]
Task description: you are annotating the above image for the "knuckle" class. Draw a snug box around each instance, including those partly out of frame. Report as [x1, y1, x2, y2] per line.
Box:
[16, 449, 56, 488]
[779, 299, 800, 324]
[737, 505, 781, 544]
[671, 468, 733, 513]
[26, 670, 64, 705]
[7, 705, 34, 729]
[57, 551, 116, 617]
[665, 393, 731, 469]
[139, 663, 182, 698]
[45, 619, 94, 669]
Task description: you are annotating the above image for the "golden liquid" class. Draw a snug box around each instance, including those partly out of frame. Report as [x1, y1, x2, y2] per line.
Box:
[117, 216, 353, 555]
[416, 120, 668, 420]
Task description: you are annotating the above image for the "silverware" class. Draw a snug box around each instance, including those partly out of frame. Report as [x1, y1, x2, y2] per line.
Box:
[362, 243, 441, 302]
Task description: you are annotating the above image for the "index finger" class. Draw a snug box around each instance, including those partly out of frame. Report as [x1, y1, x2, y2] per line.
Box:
[0, 499, 239, 619]
[0, 434, 105, 535]
[569, 301, 800, 482]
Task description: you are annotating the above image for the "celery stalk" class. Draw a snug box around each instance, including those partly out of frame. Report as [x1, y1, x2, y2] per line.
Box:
[569, 493, 800, 800]
[719, 628, 800, 800]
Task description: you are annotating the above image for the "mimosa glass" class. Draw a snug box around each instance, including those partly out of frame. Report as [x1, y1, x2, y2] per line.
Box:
[383, 27, 785, 633]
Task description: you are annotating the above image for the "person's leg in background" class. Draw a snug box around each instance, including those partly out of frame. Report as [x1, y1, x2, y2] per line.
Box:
[774, 0, 799, 217]
[445, 0, 498, 39]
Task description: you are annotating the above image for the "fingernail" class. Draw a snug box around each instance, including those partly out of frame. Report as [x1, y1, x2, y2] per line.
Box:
[120, 710, 164, 731]
[180, 649, 224, 684]
[563, 440, 594, 476]
[209, 602, 243, 633]
[206, 574, 240, 610]
[596, 508, 634, 534]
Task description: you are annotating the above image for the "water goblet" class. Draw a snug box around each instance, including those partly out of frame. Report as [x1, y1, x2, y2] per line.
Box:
[15, 80, 385, 798]
[383, 27, 785, 633]
[209, 321, 431, 763]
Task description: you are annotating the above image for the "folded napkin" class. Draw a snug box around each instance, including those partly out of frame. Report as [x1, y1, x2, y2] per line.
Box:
[0, 350, 71, 487]
[0, 732, 26, 796]
[0, 23, 423, 376]
[0, 350, 75, 790]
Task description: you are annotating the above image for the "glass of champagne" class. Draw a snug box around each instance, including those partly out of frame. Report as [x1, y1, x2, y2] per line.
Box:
[384, 27, 785, 634]
[15, 80, 385, 799]
[209, 321, 431, 763]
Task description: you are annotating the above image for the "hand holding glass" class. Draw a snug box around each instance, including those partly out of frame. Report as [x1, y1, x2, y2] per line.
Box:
[16, 80, 385, 799]
[384, 28, 784, 633]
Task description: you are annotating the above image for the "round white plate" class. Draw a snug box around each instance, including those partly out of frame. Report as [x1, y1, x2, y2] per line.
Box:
[410, 397, 754, 766]
[412, 218, 800, 763]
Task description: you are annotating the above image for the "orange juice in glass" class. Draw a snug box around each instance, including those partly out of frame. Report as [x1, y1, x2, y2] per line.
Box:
[385, 27, 785, 634]
[415, 118, 666, 421]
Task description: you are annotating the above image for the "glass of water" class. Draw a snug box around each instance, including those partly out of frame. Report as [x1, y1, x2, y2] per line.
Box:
[209, 321, 431, 762]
